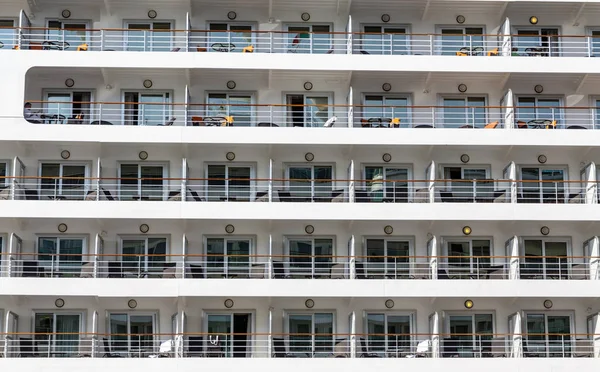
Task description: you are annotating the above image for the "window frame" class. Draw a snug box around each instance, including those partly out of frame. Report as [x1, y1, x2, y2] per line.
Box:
[362, 236, 414, 277]
[435, 25, 486, 55]
[118, 235, 170, 272]
[202, 235, 255, 277]
[285, 163, 336, 200]
[120, 90, 173, 126]
[202, 310, 256, 357]
[512, 26, 561, 57]
[441, 236, 494, 273]
[0, 160, 10, 187]
[285, 235, 336, 277]
[360, 92, 412, 125]
[444, 310, 496, 356]
[283, 23, 334, 54]
[358, 23, 411, 55]
[44, 19, 91, 47]
[515, 95, 564, 125]
[36, 235, 88, 272]
[0, 19, 17, 48]
[363, 311, 415, 354]
[204, 91, 256, 126]
[106, 311, 159, 354]
[123, 20, 174, 51]
[205, 21, 257, 53]
[517, 164, 569, 203]
[31, 310, 85, 356]
[283, 91, 334, 128]
[438, 94, 489, 128]
[361, 163, 413, 202]
[519, 236, 572, 279]
[38, 160, 91, 199]
[521, 310, 575, 357]
[41, 89, 95, 122]
[204, 162, 256, 201]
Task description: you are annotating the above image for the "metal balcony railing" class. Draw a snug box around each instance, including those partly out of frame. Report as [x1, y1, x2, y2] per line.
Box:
[5, 28, 600, 57]
[2, 253, 596, 281]
[21, 102, 600, 130]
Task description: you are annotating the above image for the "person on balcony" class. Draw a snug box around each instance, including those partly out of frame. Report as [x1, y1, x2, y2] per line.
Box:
[23, 102, 42, 123]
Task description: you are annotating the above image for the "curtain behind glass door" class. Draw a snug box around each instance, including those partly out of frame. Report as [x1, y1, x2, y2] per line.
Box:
[55, 314, 80, 356]
[120, 164, 139, 200]
[520, 168, 540, 203]
[544, 241, 568, 279]
[122, 239, 145, 274]
[289, 314, 312, 355]
[227, 239, 250, 276]
[228, 167, 251, 201]
[139, 94, 168, 126]
[109, 314, 128, 351]
[59, 239, 83, 272]
[206, 238, 225, 277]
[366, 314, 385, 352]
[314, 238, 333, 276]
[288, 26, 311, 53]
[385, 168, 409, 202]
[314, 166, 333, 199]
[314, 313, 333, 357]
[387, 315, 411, 351]
[129, 315, 154, 353]
[230, 25, 252, 53]
[61, 165, 86, 200]
[41, 163, 61, 198]
[147, 237, 166, 271]
[386, 241, 410, 277]
[463, 168, 488, 200]
[127, 24, 151, 51]
[523, 240, 543, 278]
[547, 315, 571, 357]
[541, 169, 564, 203]
[289, 239, 312, 276]
[150, 22, 171, 51]
[207, 165, 226, 201]
[140, 165, 164, 200]
[34, 313, 53, 355]
[288, 167, 312, 201]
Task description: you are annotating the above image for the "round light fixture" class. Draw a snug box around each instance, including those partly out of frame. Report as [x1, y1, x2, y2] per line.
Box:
[139, 151, 149, 160]
[534, 84, 544, 94]
[305, 225, 315, 234]
[143, 79, 153, 89]
[305, 152, 315, 162]
[60, 150, 71, 159]
[225, 224, 235, 234]
[303, 82, 313, 91]
[139, 224, 150, 233]
[381, 14, 391, 23]
[538, 154, 547, 164]
[55, 298, 65, 308]
[305, 299, 315, 308]
[224, 299, 234, 308]
[460, 154, 470, 163]
[543, 299, 553, 309]
[61, 9, 71, 18]
[384, 225, 393, 235]
[464, 299, 474, 309]
[226, 152, 236, 161]
[382, 83, 392, 92]
[529, 16, 538, 25]
[227, 11, 237, 20]
[456, 15, 466, 24]
[226, 80, 236, 90]
[462, 226, 472, 236]
[382, 153, 392, 163]
[458, 84, 468, 93]
[65, 78, 75, 88]
[128, 299, 138, 309]
[301, 12, 311, 21]
[148, 10, 158, 19]
[385, 299, 394, 309]
[58, 223, 68, 233]
[540, 226, 550, 236]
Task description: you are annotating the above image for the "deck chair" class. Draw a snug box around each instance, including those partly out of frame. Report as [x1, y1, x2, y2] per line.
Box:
[188, 264, 205, 278]
[546, 120, 557, 129]
[517, 121, 528, 129]
[572, 338, 594, 357]
[18, 337, 38, 357]
[242, 45, 254, 53]
[101, 188, 116, 201]
[187, 336, 204, 357]
[80, 262, 94, 278]
[0, 186, 10, 200]
[487, 48, 499, 56]
[222, 116, 234, 126]
[272, 261, 289, 279]
[484, 121, 499, 129]
[162, 263, 177, 278]
[358, 338, 380, 357]
[323, 116, 337, 127]
[272, 338, 296, 357]
[249, 264, 266, 278]
[102, 337, 121, 357]
[171, 47, 181, 52]
[77, 43, 88, 51]
[456, 50, 469, 56]
[490, 337, 506, 357]
[391, 118, 400, 128]
[570, 264, 588, 280]
[411, 262, 431, 279]
[254, 191, 268, 202]
[159, 117, 176, 126]
[332, 338, 349, 357]
[188, 189, 205, 202]
[191, 116, 204, 126]
[149, 340, 173, 358]
[85, 190, 98, 201]
[330, 263, 346, 279]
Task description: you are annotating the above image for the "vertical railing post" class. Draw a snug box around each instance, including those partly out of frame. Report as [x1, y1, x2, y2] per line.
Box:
[100, 29, 105, 51]
[429, 35, 434, 55]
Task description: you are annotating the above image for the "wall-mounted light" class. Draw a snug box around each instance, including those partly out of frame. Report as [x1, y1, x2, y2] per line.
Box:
[385, 299, 395, 309]
[225, 224, 235, 234]
[381, 14, 391, 23]
[460, 154, 470, 163]
[464, 299, 474, 309]
[105, 84, 113, 90]
[128, 299, 138, 309]
[61, 9, 71, 18]
[305, 152, 314, 162]
[534, 84, 544, 94]
[143, 79, 153, 89]
[382, 83, 392, 92]
[227, 11, 237, 20]
[65, 78, 75, 88]
[55, 298, 65, 308]
[303, 82, 313, 91]
[538, 154, 547, 164]
[224, 299, 234, 308]
[305, 299, 315, 308]
[139, 151, 149, 160]
[529, 16, 538, 25]
[384, 225, 393, 235]
[458, 83, 468, 93]
[226, 80, 236, 90]
[305, 225, 315, 234]
[462, 226, 472, 236]
[382, 153, 392, 162]
[543, 299, 553, 309]
[226, 152, 236, 161]
[301, 12, 311, 21]
[58, 223, 68, 233]
[540, 226, 550, 236]
[456, 15, 466, 24]
[139, 224, 150, 233]
[61, 150, 71, 159]
[148, 10, 158, 19]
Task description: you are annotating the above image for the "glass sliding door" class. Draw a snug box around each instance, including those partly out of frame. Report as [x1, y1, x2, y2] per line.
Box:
[47, 20, 89, 49]
[519, 167, 565, 203]
[366, 313, 413, 356]
[40, 163, 87, 200]
[206, 313, 252, 357]
[361, 26, 408, 55]
[287, 165, 333, 201]
[288, 313, 334, 357]
[208, 23, 253, 53]
[525, 313, 572, 357]
[206, 164, 252, 201]
[443, 166, 490, 201]
[126, 22, 172, 51]
[121, 237, 167, 275]
[515, 28, 559, 56]
[445, 239, 491, 278]
[119, 164, 165, 200]
[516, 97, 562, 127]
[365, 238, 411, 278]
[364, 166, 409, 202]
[123, 92, 171, 126]
[0, 20, 16, 49]
[206, 237, 251, 278]
[288, 238, 333, 278]
[286, 25, 331, 54]
[442, 97, 487, 128]
[286, 94, 331, 127]
[362, 95, 410, 127]
[109, 313, 156, 355]
[34, 313, 81, 357]
[38, 237, 85, 274]
[446, 313, 493, 357]
[207, 93, 253, 126]
[521, 239, 568, 279]
[439, 27, 484, 55]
